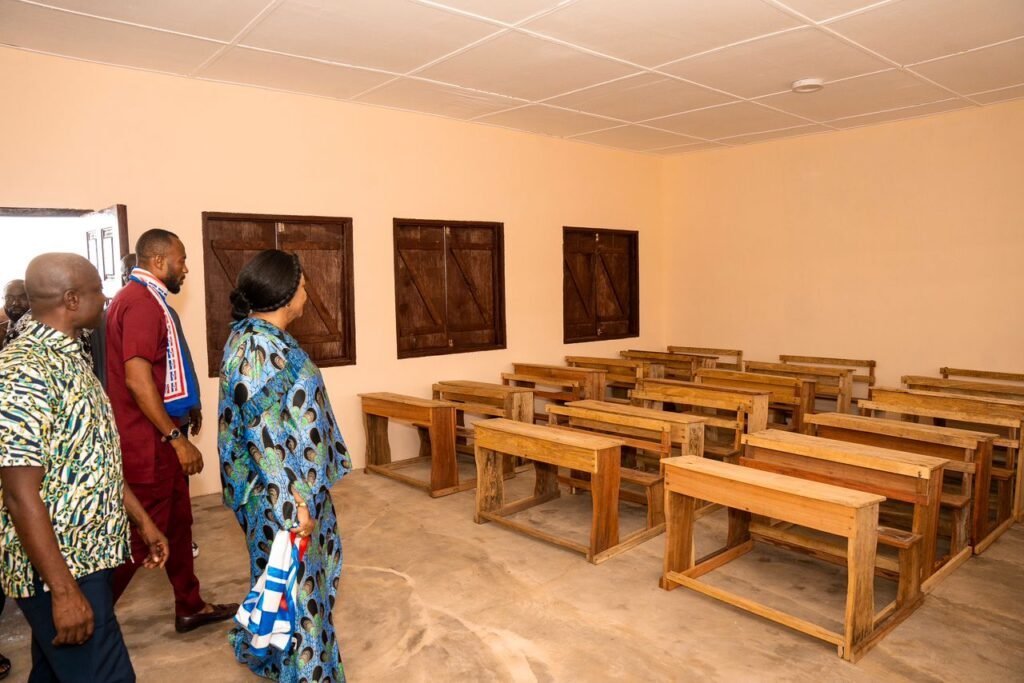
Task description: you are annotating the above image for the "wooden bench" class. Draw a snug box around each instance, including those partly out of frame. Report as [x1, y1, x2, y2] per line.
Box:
[667, 345, 743, 370]
[746, 360, 855, 413]
[806, 412, 995, 558]
[360, 392, 465, 497]
[631, 378, 768, 461]
[545, 400, 706, 532]
[903, 375, 1024, 403]
[695, 368, 816, 434]
[502, 363, 607, 422]
[474, 418, 650, 564]
[941, 367, 1024, 383]
[861, 388, 1024, 534]
[660, 456, 914, 662]
[781, 355, 876, 401]
[565, 356, 663, 403]
[432, 379, 534, 470]
[621, 349, 717, 383]
[741, 430, 946, 592]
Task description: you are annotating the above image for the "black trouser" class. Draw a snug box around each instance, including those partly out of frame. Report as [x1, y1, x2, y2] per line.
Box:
[16, 569, 135, 683]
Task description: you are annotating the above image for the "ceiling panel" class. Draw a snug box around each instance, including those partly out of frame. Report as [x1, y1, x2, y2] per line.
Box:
[421, 0, 570, 25]
[355, 77, 525, 119]
[773, 0, 895, 23]
[660, 141, 726, 154]
[826, 98, 972, 128]
[970, 83, 1024, 104]
[476, 104, 614, 137]
[546, 72, 735, 122]
[241, 0, 501, 73]
[523, 0, 803, 67]
[757, 69, 953, 121]
[571, 125, 699, 151]
[911, 38, 1024, 96]
[198, 47, 394, 99]
[417, 30, 638, 100]
[662, 27, 890, 98]
[26, 0, 270, 41]
[648, 101, 807, 139]
[0, 0, 223, 74]
[827, 0, 1024, 66]
[717, 123, 829, 145]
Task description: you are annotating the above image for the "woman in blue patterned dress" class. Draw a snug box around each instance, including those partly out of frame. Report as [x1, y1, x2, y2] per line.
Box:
[218, 250, 350, 682]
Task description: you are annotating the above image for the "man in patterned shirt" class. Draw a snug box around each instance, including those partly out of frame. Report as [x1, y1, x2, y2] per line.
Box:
[0, 254, 169, 682]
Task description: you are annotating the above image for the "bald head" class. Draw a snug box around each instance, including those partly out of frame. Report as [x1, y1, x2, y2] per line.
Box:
[25, 254, 101, 316]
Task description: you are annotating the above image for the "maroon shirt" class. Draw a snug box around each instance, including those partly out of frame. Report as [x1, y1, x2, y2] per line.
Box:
[105, 280, 176, 485]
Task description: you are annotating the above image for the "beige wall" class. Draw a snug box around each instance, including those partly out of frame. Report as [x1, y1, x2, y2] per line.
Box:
[0, 48, 667, 496]
[663, 100, 1024, 388]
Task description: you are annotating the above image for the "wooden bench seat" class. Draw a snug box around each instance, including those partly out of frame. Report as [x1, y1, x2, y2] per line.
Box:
[806, 412, 995, 556]
[695, 368, 816, 434]
[621, 349, 717, 383]
[545, 400, 706, 532]
[780, 354, 876, 402]
[474, 418, 653, 564]
[904, 375, 1024, 402]
[740, 430, 947, 588]
[746, 360, 854, 413]
[565, 356, 663, 403]
[667, 345, 743, 370]
[360, 392, 465, 497]
[660, 455, 914, 662]
[941, 367, 1024, 384]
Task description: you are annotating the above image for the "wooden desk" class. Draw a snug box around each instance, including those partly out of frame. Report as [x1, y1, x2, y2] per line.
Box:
[780, 354, 876, 401]
[667, 345, 743, 370]
[621, 349, 717, 382]
[903, 375, 1024, 402]
[360, 392, 465, 497]
[502, 363, 607, 421]
[746, 360, 855, 413]
[741, 430, 947, 588]
[696, 368, 816, 434]
[565, 356, 663, 403]
[660, 456, 910, 662]
[474, 418, 642, 564]
[807, 412, 995, 555]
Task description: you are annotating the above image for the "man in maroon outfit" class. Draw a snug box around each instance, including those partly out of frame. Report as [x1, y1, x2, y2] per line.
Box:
[106, 228, 236, 632]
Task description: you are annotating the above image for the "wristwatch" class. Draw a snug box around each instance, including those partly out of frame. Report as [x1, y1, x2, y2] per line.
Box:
[161, 428, 182, 443]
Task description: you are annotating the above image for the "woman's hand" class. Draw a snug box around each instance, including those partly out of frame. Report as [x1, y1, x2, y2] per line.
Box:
[295, 500, 315, 538]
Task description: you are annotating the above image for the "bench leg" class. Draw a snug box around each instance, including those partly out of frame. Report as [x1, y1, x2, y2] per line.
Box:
[535, 461, 559, 498]
[474, 446, 503, 523]
[647, 479, 665, 530]
[428, 406, 458, 493]
[589, 452, 620, 561]
[660, 490, 695, 590]
[364, 414, 391, 467]
[842, 505, 879, 661]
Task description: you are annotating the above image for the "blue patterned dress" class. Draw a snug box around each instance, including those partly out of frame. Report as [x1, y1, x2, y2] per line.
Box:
[218, 318, 350, 683]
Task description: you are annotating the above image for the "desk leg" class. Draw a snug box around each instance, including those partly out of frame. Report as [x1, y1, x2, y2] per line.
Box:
[474, 446, 503, 523]
[842, 504, 878, 661]
[660, 490, 695, 590]
[535, 461, 559, 498]
[589, 449, 620, 560]
[364, 414, 391, 467]
[911, 476, 942, 579]
[428, 406, 458, 493]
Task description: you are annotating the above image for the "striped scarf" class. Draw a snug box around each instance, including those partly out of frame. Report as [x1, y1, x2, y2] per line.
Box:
[235, 530, 308, 654]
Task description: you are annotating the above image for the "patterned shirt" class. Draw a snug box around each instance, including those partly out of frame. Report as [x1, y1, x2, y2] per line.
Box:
[0, 319, 129, 597]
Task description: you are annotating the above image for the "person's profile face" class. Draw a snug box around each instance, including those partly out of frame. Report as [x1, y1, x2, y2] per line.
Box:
[77, 272, 107, 330]
[162, 239, 188, 294]
[290, 274, 308, 320]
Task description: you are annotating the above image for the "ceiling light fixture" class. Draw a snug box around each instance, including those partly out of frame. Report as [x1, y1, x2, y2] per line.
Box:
[791, 78, 824, 94]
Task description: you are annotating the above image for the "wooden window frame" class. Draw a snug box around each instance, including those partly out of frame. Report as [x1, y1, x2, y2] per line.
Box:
[563, 226, 640, 344]
[393, 218, 507, 359]
[201, 211, 356, 376]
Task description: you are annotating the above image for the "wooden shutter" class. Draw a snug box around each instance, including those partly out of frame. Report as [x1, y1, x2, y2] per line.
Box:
[279, 220, 355, 368]
[563, 227, 639, 343]
[202, 215, 276, 376]
[394, 219, 505, 358]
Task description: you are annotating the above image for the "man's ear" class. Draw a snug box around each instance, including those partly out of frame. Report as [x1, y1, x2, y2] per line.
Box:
[64, 289, 80, 311]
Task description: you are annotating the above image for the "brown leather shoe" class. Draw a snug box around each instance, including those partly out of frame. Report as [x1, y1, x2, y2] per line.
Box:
[174, 602, 239, 633]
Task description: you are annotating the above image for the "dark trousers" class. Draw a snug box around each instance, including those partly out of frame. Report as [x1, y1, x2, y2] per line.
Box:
[112, 465, 204, 617]
[16, 569, 135, 683]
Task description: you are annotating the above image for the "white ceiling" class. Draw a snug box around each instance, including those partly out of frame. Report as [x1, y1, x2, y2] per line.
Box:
[1, 0, 1022, 155]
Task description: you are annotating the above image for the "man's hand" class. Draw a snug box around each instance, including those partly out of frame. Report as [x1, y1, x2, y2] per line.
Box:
[187, 407, 202, 436]
[138, 522, 169, 569]
[51, 585, 94, 647]
[172, 439, 204, 476]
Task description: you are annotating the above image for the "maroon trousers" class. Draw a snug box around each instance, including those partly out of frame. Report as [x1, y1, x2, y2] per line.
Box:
[113, 463, 204, 618]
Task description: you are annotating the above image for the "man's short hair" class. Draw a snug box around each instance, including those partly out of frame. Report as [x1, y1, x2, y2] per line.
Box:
[135, 229, 180, 261]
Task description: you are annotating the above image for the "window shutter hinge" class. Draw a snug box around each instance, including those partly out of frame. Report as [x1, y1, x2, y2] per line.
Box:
[448, 339, 454, 347]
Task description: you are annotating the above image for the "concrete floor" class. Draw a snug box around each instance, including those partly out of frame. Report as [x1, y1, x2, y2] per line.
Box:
[1, 464, 1023, 682]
